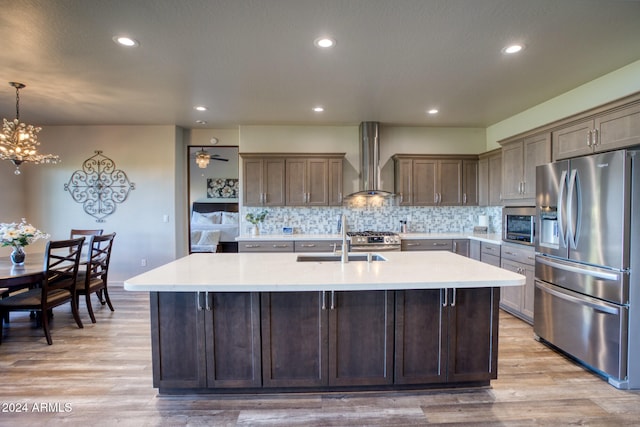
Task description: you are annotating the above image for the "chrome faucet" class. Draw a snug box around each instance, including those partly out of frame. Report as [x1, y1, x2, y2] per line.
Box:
[341, 214, 348, 264]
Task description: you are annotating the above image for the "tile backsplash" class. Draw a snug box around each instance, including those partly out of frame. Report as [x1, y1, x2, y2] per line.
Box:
[243, 201, 502, 235]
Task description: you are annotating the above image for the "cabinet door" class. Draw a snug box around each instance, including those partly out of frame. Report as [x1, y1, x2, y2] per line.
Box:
[243, 158, 265, 206]
[395, 158, 413, 206]
[488, 152, 502, 206]
[499, 259, 523, 314]
[469, 240, 481, 261]
[501, 141, 524, 201]
[150, 292, 207, 389]
[521, 264, 535, 323]
[478, 157, 489, 206]
[452, 239, 469, 257]
[438, 159, 463, 205]
[462, 160, 478, 206]
[306, 158, 329, 205]
[595, 103, 640, 152]
[329, 290, 394, 386]
[328, 158, 343, 206]
[261, 292, 328, 387]
[205, 293, 262, 388]
[394, 289, 447, 384]
[447, 287, 499, 382]
[263, 158, 286, 206]
[413, 159, 437, 205]
[552, 119, 594, 161]
[522, 133, 550, 200]
[285, 158, 306, 206]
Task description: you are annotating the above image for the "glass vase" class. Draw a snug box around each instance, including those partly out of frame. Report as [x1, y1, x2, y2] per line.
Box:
[10, 245, 26, 266]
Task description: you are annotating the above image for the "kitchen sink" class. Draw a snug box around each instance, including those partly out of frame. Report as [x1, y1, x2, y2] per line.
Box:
[296, 254, 387, 262]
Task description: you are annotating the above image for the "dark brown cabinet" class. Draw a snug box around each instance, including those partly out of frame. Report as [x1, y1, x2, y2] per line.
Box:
[395, 287, 499, 385]
[478, 149, 502, 206]
[462, 159, 478, 206]
[242, 156, 286, 206]
[150, 292, 262, 390]
[261, 290, 394, 388]
[500, 133, 550, 205]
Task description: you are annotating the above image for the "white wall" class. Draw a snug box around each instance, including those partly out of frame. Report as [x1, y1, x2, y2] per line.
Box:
[486, 59, 640, 149]
[11, 125, 182, 283]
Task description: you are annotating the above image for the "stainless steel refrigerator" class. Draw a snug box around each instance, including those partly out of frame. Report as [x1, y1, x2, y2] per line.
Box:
[534, 149, 639, 389]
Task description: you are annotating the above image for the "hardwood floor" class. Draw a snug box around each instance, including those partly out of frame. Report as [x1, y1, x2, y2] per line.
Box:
[1, 285, 640, 426]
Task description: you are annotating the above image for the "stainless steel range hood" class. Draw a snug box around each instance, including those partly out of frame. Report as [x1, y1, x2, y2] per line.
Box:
[344, 122, 394, 199]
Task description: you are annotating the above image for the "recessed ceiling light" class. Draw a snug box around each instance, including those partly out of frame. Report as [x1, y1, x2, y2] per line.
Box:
[502, 44, 524, 54]
[195, 120, 207, 125]
[313, 106, 324, 113]
[194, 106, 208, 111]
[314, 37, 336, 48]
[427, 109, 439, 115]
[113, 36, 139, 47]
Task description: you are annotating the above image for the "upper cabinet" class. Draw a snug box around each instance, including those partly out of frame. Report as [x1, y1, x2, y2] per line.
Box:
[478, 149, 502, 207]
[552, 103, 640, 161]
[242, 156, 286, 206]
[393, 155, 477, 207]
[500, 133, 550, 205]
[242, 153, 344, 207]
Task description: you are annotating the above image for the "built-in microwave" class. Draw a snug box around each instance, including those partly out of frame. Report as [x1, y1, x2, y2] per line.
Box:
[503, 207, 536, 246]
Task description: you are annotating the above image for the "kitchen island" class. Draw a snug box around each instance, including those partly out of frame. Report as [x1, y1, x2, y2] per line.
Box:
[124, 251, 524, 394]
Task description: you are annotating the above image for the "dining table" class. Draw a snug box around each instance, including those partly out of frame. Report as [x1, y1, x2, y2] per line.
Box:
[0, 253, 46, 293]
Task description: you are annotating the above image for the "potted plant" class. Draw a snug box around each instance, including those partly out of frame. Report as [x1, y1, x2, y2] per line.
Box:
[245, 210, 268, 236]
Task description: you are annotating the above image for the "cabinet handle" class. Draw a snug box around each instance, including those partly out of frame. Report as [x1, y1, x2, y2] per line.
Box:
[302, 244, 316, 248]
[451, 288, 457, 307]
[245, 244, 261, 248]
[592, 129, 598, 146]
[399, 192, 403, 203]
[504, 251, 514, 256]
[196, 292, 203, 311]
[522, 182, 526, 194]
[442, 288, 448, 307]
[453, 241, 457, 252]
[321, 291, 326, 310]
[434, 193, 438, 204]
[272, 244, 289, 248]
[406, 242, 421, 247]
[432, 242, 448, 247]
[586, 131, 592, 147]
[330, 290, 336, 310]
[205, 292, 212, 311]
[438, 193, 442, 203]
[463, 193, 467, 204]
[338, 192, 343, 202]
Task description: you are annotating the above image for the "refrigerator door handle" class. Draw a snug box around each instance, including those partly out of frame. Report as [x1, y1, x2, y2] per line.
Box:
[567, 168, 581, 249]
[536, 256, 621, 281]
[536, 281, 620, 316]
[557, 169, 568, 248]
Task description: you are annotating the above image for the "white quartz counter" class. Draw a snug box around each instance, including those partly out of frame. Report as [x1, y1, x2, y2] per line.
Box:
[236, 232, 503, 245]
[124, 251, 524, 292]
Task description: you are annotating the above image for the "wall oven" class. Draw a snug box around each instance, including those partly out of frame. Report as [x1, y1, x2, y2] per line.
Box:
[502, 207, 536, 246]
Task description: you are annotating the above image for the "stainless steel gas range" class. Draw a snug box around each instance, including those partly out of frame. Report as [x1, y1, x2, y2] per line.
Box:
[347, 231, 401, 252]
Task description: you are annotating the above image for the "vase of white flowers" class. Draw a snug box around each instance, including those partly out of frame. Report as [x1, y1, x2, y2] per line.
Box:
[0, 219, 50, 266]
[245, 210, 268, 236]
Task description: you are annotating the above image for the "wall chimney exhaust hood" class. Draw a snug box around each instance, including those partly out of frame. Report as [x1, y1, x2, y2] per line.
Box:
[344, 122, 394, 200]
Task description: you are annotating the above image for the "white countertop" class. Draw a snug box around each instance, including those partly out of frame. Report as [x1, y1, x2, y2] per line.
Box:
[123, 251, 524, 292]
[236, 232, 503, 245]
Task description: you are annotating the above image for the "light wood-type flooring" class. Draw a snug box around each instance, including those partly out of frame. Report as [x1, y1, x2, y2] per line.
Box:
[1, 285, 640, 426]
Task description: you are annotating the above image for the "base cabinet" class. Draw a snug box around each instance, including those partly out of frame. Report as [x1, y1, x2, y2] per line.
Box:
[500, 244, 535, 324]
[151, 292, 262, 390]
[395, 288, 499, 385]
[151, 288, 500, 393]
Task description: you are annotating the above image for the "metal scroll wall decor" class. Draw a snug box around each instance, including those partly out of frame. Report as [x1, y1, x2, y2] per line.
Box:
[64, 151, 135, 222]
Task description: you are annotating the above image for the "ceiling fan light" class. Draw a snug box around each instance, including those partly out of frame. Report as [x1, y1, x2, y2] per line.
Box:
[195, 149, 210, 168]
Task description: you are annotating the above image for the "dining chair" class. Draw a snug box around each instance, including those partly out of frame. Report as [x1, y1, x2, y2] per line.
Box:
[76, 233, 116, 323]
[70, 228, 103, 254]
[0, 237, 85, 345]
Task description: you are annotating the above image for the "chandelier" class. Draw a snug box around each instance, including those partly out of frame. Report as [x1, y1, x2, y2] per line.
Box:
[195, 148, 210, 168]
[0, 82, 60, 175]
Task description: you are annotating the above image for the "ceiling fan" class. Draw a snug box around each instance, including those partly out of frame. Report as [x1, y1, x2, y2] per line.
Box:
[193, 148, 229, 168]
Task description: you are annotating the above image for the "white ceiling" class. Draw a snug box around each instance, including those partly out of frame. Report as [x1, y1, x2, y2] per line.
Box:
[1, 0, 639, 129]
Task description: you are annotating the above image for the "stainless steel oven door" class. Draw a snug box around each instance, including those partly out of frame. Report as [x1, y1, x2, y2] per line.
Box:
[534, 280, 628, 383]
[349, 245, 401, 252]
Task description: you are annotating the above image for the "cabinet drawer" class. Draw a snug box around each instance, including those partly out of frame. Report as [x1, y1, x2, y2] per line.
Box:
[294, 240, 342, 252]
[481, 253, 501, 267]
[501, 244, 535, 265]
[401, 239, 452, 251]
[480, 242, 501, 257]
[238, 241, 294, 252]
